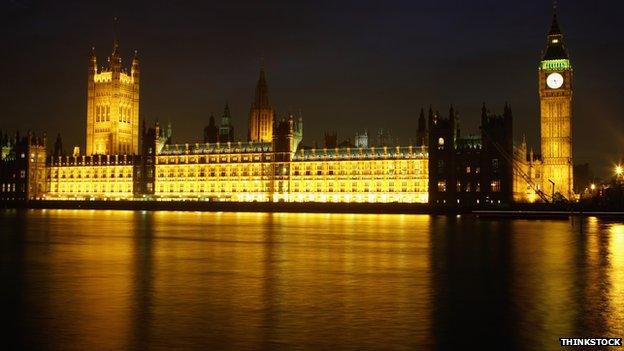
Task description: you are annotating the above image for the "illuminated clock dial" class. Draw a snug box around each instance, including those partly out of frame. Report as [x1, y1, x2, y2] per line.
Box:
[546, 72, 564, 89]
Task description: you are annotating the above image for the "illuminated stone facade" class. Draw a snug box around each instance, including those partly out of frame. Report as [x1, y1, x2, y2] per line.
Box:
[287, 146, 428, 203]
[512, 138, 543, 202]
[46, 155, 137, 199]
[86, 42, 140, 155]
[513, 9, 574, 202]
[45, 116, 428, 203]
[154, 119, 427, 203]
[539, 12, 573, 200]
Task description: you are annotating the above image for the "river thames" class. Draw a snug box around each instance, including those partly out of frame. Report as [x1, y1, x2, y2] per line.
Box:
[1, 209, 623, 350]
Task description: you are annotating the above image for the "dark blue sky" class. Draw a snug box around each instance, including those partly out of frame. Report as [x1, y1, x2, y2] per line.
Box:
[1, 0, 623, 176]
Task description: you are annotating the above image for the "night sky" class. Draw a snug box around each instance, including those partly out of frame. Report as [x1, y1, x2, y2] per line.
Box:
[1, 0, 623, 177]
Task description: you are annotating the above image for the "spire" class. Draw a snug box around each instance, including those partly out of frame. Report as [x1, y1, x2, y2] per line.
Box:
[108, 17, 122, 72]
[549, 0, 561, 35]
[112, 17, 119, 54]
[543, 2, 568, 60]
[428, 105, 435, 125]
[522, 134, 527, 148]
[54, 133, 63, 157]
[253, 67, 270, 108]
[89, 46, 97, 77]
[418, 107, 426, 131]
[223, 102, 231, 119]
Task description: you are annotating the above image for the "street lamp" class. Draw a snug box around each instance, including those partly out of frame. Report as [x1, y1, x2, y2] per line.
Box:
[616, 165, 623, 177]
[590, 183, 596, 191]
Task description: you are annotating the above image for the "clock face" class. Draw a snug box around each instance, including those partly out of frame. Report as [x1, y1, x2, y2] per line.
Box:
[546, 72, 564, 89]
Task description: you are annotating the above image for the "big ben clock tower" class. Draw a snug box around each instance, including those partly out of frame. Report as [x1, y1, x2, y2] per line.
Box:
[539, 6, 574, 200]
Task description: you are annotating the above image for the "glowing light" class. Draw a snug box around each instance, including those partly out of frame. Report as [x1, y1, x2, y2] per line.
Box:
[616, 165, 623, 176]
[590, 183, 596, 191]
[540, 59, 571, 71]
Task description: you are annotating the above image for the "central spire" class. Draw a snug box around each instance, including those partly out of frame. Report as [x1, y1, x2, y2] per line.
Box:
[549, 3, 561, 36]
[253, 68, 270, 109]
[112, 17, 119, 56]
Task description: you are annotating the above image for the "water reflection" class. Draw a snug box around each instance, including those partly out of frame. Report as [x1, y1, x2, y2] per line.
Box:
[0, 210, 623, 350]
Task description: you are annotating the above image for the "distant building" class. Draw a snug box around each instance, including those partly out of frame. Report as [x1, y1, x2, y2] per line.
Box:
[219, 103, 235, 142]
[204, 114, 218, 143]
[355, 131, 368, 148]
[375, 128, 394, 147]
[324, 131, 337, 148]
[416, 108, 428, 147]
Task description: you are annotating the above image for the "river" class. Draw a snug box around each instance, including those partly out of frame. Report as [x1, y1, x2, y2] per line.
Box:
[1, 209, 623, 350]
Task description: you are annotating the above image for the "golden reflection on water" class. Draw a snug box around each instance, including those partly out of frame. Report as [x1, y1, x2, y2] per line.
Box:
[2, 210, 624, 350]
[607, 223, 624, 337]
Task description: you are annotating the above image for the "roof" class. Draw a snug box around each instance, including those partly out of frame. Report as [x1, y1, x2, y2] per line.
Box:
[160, 142, 272, 155]
[542, 12, 569, 60]
[293, 146, 427, 161]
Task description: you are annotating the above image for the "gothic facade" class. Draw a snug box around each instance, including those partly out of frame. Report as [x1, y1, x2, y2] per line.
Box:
[513, 8, 574, 202]
[86, 41, 140, 155]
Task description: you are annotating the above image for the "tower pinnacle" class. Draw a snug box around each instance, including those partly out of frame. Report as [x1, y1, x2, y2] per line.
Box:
[542, 3, 568, 61]
[253, 67, 270, 109]
[112, 17, 119, 53]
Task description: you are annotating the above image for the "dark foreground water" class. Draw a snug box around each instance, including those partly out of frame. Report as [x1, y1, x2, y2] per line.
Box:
[1, 210, 623, 350]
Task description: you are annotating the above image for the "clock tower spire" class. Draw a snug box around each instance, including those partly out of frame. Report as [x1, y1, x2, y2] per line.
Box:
[539, 4, 573, 200]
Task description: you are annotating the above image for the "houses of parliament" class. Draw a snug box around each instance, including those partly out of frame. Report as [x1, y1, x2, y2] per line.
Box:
[0, 9, 575, 206]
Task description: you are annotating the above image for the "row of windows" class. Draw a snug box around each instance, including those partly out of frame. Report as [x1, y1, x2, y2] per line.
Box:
[94, 105, 133, 123]
[154, 180, 426, 194]
[157, 166, 268, 178]
[436, 159, 499, 174]
[0, 183, 17, 192]
[50, 173, 133, 179]
[158, 156, 272, 164]
[436, 180, 501, 193]
[51, 183, 133, 194]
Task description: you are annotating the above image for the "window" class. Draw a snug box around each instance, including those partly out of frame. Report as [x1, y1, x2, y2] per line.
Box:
[492, 158, 499, 170]
[438, 160, 444, 174]
[437, 180, 446, 192]
[438, 137, 444, 146]
[466, 166, 471, 173]
[491, 180, 501, 192]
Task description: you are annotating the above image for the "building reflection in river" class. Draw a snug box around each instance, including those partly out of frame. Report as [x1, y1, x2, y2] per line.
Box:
[1, 210, 623, 350]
